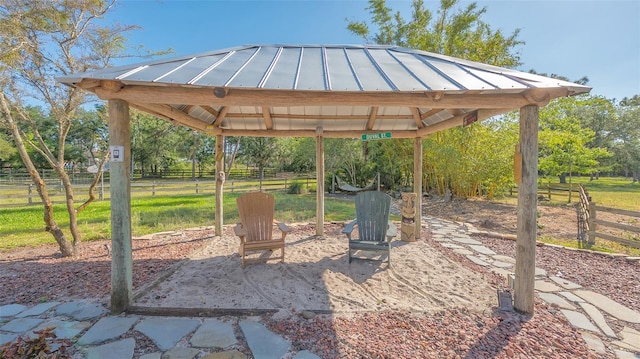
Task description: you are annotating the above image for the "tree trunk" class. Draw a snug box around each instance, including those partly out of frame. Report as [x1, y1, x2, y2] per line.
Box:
[1, 94, 75, 256]
[58, 168, 81, 248]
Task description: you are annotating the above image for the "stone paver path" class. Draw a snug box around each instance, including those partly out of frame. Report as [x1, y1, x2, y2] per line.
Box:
[0, 216, 638, 358]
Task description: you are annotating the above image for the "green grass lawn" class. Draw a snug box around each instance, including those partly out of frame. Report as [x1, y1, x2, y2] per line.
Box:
[1, 176, 637, 253]
[579, 176, 640, 210]
[0, 192, 360, 251]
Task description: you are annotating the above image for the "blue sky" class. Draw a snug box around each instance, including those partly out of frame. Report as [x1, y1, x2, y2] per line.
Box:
[107, 0, 640, 102]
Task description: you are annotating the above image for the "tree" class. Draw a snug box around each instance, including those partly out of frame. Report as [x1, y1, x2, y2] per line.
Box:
[237, 137, 277, 180]
[0, 0, 152, 256]
[537, 96, 611, 184]
[613, 101, 640, 180]
[347, 0, 525, 195]
[347, 0, 523, 67]
[130, 111, 183, 178]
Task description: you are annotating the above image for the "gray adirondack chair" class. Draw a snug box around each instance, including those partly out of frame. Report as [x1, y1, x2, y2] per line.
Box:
[234, 192, 291, 267]
[342, 191, 397, 265]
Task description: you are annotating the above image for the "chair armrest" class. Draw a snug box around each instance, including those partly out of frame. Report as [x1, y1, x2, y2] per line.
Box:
[234, 223, 246, 238]
[342, 219, 357, 240]
[277, 222, 291, 233]
[276, 222, 291, 241]
[386, 221, 398, 240]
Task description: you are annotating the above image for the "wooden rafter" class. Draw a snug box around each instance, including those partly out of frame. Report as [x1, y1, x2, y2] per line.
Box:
[135, 103, 207, 131]
[262, 106, 273, 129]
[211, 106, 229, 127]
[421, 108, 442, 120]
[366, 106, 378, 130]
[416, 108, 512, 137]
[410, 107, 423, 129]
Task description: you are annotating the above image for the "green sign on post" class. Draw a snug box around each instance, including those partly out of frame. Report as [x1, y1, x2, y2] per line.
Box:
[361, 132, 392, 141]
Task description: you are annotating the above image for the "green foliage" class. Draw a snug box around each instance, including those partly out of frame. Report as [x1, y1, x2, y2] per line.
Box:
[423, 118, 518, 198]
[287, 180, 307, 194]
[538, 96, 613, 181]
[347, 0, 523, 67]
[237, 137, 277, 179]
[0, 327, 72, 359]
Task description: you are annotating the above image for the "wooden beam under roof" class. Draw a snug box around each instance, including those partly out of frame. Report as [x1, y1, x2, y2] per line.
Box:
[262, 106, 273, 129]
[211, 106, 229, 127]
[92, 82, 567, 109]
[366, 107, 378, 130]
[136, 103, 208, 131]
[416, 108, 512, 137]
[410, 107, 423, 129]
[421, 108, 442, 120]
[211, 128, 420, 139]
[223, 112, 413, 121]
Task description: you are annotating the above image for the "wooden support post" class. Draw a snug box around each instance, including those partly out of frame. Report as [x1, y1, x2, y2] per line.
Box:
[316, 127, 325, 236]
[514, 105, 539, 314]
[588, 202, 596, 245]
[414, 138, 423, 238]
[108, 99, 132, 314]
[215, 135, 224, 236]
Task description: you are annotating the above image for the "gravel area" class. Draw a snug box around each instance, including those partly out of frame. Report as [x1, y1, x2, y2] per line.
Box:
[0, 229, 213, 305]
[2, 223, 637, 358]
[262, 230, 638, 359]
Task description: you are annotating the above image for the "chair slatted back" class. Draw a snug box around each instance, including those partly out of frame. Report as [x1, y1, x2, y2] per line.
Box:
[355, 191, 391, 242]
[237, 192, 275, 242]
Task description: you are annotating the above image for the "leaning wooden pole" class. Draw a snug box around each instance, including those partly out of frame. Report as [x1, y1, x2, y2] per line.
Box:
[215, 135, 224, 236]
[316, 127, 325, 236]
[108, 99, 132, 314]
[514, 105, 539, 314]
[414, 137, 423, 238]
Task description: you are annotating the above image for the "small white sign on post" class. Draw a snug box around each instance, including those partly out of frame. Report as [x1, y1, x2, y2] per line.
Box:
[109, 145, 124, 163]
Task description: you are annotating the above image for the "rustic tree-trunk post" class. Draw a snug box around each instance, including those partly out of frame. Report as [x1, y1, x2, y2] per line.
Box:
[215, 134, 224, 236]
[108, 99, 132, 314]
[588, 202, 596, 245]
[514, 105, 539, 314]
[316, 127, 325, 236]
[414, 137, 423, 238]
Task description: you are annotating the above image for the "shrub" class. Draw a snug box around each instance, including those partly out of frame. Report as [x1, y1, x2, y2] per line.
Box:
[287, 181, 306, 194]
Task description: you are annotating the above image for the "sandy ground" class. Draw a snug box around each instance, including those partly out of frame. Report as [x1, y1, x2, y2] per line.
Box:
[134, 223, 497, 315]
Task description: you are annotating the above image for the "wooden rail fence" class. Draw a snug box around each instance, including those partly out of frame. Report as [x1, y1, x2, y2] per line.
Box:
[577, 184, 640, 249]
[511, 183, 639, 249]
[0, 177, 316, 208]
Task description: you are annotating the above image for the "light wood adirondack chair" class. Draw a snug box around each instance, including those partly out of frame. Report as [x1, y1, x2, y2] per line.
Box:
[233, 192, 291, 267]
[342, 191, 397, 265]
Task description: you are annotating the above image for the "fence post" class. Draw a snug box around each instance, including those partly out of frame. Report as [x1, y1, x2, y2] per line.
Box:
[28, 184, 33, 204]
[195, 181, 199, 194]
[587, 201, 596, 245]
[284, 178, 287, 191]
[152, 181, 156, 196]
[100, 173, 104, 200]
[547, 183, 551, 200]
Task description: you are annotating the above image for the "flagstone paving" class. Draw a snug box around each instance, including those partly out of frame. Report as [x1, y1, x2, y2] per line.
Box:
[0, 216, 638, 358]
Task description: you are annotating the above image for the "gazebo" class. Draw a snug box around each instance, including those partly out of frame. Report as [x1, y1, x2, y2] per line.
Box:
[57, 44, 591, 315]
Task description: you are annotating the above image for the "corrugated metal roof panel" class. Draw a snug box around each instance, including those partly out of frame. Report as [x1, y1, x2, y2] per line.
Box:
[325, 48, 361, 91]
[296, 47, 327, 90]
[158, 54, 227, 84]
[193, 48, 258, 86]
[261, 47, 300, 89]
[227, 46, 280, 88]
[368, 48, 428, 91]
[345, 48, 393, 91]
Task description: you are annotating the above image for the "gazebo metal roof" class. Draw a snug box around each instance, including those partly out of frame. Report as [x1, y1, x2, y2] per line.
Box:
[58, 44, 591, 138]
